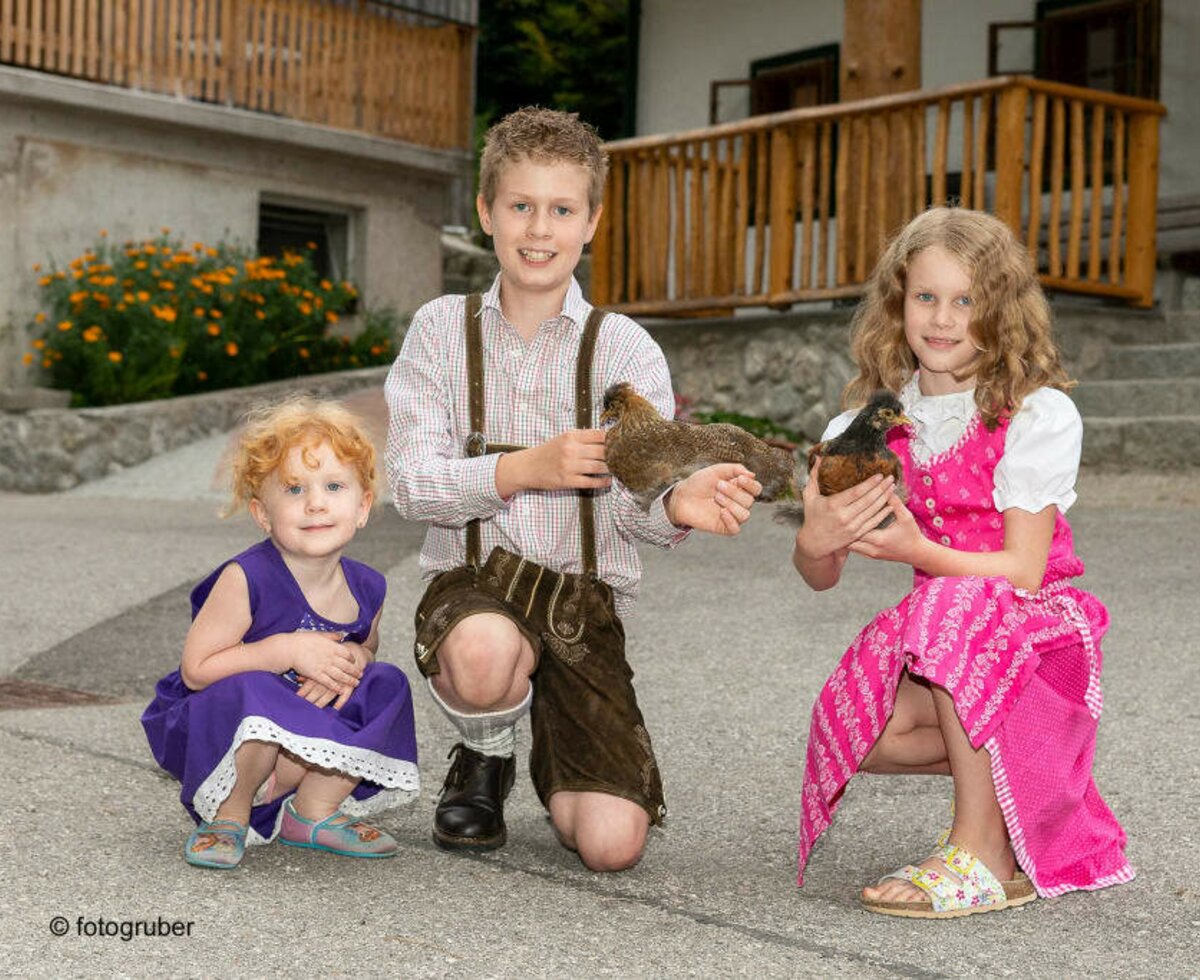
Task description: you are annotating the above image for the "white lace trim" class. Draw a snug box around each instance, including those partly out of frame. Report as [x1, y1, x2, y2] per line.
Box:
[192, 715, 420, 846]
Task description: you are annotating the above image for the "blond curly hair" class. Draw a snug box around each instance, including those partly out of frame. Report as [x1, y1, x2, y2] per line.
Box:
[844, 207, 1074, 429]
[226, 395, 376, 514]
[478, 106, 608, 213]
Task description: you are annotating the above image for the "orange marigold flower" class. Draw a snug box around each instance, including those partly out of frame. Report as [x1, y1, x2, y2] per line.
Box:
[207, 324, 221, 336]
[42, 358, 52, 369]
[69, 290, 88, 305]
[38, 276, 52, 288]
[83, 326, 103, 342]
[193, 242, 204, 251]
[22, 352, 34, 366]
[210, 309, 223, 319]
[35, 312, 47, 324]
[108, 351, 123, 363]
[70, 257, 84, 270]
[299, 347, 310, 359]
[99, 229, 109, 237]
[320, 279, 333, 291]
[193, 307, 206, 317]
[58, 320, 73, 332]
[32, 263, 42, 272]
[124, 292, 135, 303]
[32, 339, 45, 350]
[225, 341, 239, 357]
[325, 311, 339, 324]
[298, 302, 312, 315]
[197, 370, 208, 381]
[134, 261, 148, 270]
[152, 305, 178, 323]
[144, 245, 158, 255]
[255, 310, 266, 320]
[370, 345, 383, 356]
[161, 281, 175, 291]
[206, 247, 218, 258]
[306, 241, 317, 249]
[136, 290, 150, 302]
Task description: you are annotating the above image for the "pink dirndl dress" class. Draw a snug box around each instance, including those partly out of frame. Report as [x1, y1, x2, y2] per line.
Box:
[796, 413, 1134, 897]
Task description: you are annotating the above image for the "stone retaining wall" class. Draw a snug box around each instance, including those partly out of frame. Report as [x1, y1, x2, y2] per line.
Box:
[0, 366, 389, 492]
[1, 302, 1180, 493]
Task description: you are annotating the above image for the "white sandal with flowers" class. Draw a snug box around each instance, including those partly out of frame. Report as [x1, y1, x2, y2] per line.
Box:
[861, 843, 1037, 919]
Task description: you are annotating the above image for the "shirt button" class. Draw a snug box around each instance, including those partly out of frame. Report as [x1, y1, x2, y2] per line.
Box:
[922, 475, 933, 486]
[939, 535, 952, 545]
[932, 515, 944, 528]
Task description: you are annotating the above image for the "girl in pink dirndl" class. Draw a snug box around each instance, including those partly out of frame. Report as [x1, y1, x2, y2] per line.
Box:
[791, 208, 1133, 918]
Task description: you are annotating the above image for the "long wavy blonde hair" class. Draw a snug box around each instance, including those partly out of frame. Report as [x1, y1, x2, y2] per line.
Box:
[844, 207, 1074, 428]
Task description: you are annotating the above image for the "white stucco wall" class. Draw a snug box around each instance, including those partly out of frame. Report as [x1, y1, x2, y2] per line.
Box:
[0, 69, 469, 391]
[636, 0, 1197, 206]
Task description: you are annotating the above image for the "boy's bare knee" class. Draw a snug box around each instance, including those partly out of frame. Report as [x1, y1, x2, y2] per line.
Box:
[575, 824, 646, 872]
[437, 615, 532, 710]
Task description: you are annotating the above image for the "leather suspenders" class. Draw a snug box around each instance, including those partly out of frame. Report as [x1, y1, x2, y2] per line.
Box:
[462, 293, 604, 577]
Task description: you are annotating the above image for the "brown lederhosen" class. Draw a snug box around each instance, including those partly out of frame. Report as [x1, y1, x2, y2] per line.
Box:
[412, 294, 666, 825]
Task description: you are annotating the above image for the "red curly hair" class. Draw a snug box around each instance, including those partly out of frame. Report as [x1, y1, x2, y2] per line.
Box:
[226, 395, 376, 514]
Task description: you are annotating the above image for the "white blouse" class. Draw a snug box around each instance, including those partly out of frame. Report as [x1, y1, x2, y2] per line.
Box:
[819, 375, 1082, 514]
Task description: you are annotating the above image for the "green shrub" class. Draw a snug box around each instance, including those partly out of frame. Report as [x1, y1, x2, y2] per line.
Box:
[23, 231, 399, 406]
[691, 409, 802, 445]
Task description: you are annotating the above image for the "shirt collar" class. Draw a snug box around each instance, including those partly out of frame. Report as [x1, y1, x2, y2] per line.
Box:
[902, 373, 977, 424]
[479, 274, 590, 333]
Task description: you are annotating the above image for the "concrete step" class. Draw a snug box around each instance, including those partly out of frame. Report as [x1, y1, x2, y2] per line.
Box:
[1102, 342, 1200, 379]
[1073, 377, 1200, 417]
[1082, 415, 1200, 469]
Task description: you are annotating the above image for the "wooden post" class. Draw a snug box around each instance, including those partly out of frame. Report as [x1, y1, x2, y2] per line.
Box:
[993, 83, 1028, 236]
[1124, 111, 1160, 308]
[768, 127, 796, 305]
[841, 0, 921, 276]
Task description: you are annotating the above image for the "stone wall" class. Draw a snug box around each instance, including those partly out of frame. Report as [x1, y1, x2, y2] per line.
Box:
[646, 308, 856, 443]
[0, 367, 389, 492]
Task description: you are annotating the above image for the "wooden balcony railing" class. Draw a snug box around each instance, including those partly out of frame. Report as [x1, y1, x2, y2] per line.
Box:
[0, 0, 474, 149]
[592, 75, 1166, 313]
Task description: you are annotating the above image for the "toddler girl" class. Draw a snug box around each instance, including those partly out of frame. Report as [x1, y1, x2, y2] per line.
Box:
[792, 208, 1133, 917]
[142, 396, 419, 868]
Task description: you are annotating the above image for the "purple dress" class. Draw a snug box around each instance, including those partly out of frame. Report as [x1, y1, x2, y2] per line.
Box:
[142, 539, 420, 844]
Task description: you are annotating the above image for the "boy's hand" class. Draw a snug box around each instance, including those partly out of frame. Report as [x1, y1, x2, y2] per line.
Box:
[496, 429, 611, 496]
[665, 463, 761, 535]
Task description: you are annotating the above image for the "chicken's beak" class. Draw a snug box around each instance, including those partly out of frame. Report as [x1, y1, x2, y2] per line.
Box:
[892, 412, 913, 428]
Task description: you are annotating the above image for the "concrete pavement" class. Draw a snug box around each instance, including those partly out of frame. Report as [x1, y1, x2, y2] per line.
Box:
[2, 402, 1199, 977]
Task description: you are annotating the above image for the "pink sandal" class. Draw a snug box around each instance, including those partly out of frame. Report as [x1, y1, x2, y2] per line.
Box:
[279, 798, 397, 858]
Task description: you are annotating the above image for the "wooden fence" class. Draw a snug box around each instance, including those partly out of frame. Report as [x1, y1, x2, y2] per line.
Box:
[593, 76, 1166, 313]
[0, 0, 474, 149]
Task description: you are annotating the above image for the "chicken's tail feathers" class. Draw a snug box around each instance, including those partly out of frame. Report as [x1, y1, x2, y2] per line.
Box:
[772, 500, 806, 527]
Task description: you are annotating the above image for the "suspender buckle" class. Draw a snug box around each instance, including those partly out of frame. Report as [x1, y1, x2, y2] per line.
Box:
[465, 432, 488, 457]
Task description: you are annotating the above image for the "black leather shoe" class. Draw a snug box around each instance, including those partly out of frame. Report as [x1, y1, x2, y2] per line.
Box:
[433, 743, 516, 851]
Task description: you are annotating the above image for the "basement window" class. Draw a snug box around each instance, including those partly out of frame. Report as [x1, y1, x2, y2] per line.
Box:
[257, 200, 353, 285]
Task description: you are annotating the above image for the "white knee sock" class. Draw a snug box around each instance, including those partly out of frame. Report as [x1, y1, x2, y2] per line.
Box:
[427, 679, 532, 758]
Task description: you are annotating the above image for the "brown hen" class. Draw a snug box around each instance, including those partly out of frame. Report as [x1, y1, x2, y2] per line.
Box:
[600, 382, 797, 510]
[778, 390, 911, 527]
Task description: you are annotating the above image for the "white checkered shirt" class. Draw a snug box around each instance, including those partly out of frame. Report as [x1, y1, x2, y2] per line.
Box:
[385, 275, 687, 615]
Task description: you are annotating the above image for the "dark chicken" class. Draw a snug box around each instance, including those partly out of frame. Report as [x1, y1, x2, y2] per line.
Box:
[780, 390, 911, 527]
[600, 382, 797, 510]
